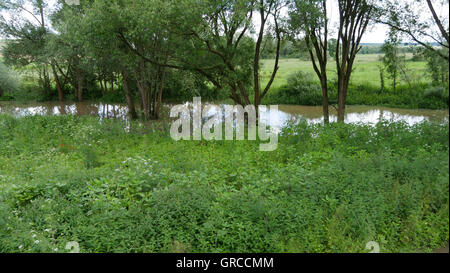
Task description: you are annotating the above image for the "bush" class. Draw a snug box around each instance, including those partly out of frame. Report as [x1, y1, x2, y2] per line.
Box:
[0, 62, 19, 99]
[266, 71, 323, 105]
[0, 115, 448, 253]
[419, 86, 449, 109]
[267, 75, 449, 110]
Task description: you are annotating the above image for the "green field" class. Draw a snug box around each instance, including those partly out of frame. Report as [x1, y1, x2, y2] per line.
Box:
[259, 54, 449, 110]
[261, 54, 429, 89]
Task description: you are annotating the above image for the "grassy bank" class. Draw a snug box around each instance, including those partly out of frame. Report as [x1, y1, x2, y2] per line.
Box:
[261, 56, 449, 110]
[0, 114, 448, 253]
[264, 79, 450, 110]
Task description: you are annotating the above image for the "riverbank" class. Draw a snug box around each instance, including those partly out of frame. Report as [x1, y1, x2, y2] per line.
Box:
[0, 114, 448, 253]
[1, 101, 449, 126]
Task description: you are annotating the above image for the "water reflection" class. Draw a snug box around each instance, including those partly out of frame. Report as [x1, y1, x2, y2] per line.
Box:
[0, 101, 130, 120]
[0, 101, 448, 130]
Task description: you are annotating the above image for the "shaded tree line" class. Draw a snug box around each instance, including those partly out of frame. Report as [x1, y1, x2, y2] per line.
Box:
[1, 0, 448, 122]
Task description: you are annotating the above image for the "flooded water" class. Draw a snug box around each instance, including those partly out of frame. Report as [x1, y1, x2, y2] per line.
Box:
[0, 101, 448, 129]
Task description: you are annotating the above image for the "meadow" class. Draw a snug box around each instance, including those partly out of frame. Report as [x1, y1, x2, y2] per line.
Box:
[261, 54, 428, 89]
[260, 55, 449, 110]
[0, 114, 448, 253]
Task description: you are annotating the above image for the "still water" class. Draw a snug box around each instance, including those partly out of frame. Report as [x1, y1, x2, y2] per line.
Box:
[0, 101, 448, 129]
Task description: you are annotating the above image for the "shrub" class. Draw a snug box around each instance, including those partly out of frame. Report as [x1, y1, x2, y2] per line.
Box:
[0, 62, 19, 99]
[419, 86, 449, 109]
[266, 71, 323, 105]
[0, 115, 448, 253]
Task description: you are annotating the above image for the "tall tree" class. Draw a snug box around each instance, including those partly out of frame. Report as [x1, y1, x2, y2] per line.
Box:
[113, 0, 173, 119]
[0, 0, 53, 98]
[335, 0, 373, 122]
[117, 0, 286, 113]
[289, 0, 330, 123]
[382, 28, 404, 91]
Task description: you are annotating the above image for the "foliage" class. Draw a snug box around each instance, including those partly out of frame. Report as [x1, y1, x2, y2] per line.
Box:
[0, 114, 448, 253]
[0, 61, 19, 99]
[382, 29, 406, 91]
[424, 48, 450, 85]
[267, 78, 449, 110]
[266, 71, 322, 105]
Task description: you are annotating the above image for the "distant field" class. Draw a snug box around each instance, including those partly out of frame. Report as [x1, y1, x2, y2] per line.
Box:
[261, 54, 430, 89]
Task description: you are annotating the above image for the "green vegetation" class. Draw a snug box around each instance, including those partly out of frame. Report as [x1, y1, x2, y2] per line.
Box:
[261, 55, 428, 89]
[0, 0, 448, 255]
[0, 115, 448, 253]
[4, 54, 446, 110]
[0, 61, 18, 100]
[261, 56, 449, 109]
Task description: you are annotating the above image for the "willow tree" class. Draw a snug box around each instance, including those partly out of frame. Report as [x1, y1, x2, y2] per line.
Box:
[115, 0, 174, 120]
[335, 0, 373, 122]
[159, 0, 286, 110]
[0, 0, 53, 98]
[72, 0, 142, 119]
[289, 0, 330, 123]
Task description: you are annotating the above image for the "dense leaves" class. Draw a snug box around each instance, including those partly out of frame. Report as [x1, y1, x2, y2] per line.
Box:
[0, 115, 448, 253]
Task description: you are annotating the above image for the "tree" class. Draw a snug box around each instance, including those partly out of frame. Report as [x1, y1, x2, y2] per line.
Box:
[0, 0, 54, 98]
[111, 0, 174, 120]
[289, 0, 330, 123]
[77, 0, 139, 118]
[335, 0, 374, 122]
[382, 28, 405, 91]
[424, 47, 450, 85]
[50, 0, 97, 102]
[377, 0, 449, 62]
[0, 61, 19, 97]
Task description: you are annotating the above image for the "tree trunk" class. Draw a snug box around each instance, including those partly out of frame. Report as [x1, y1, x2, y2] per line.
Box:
[122, 70, 138, 120]
[99, 78, 105, 96]
[337, 85, 345, 122]
[110, 74, 115, 93]
[337, 73, 348, 122]
[104, 79, 108, 93]
[42, 67, 51, 98]
[51, 63, 64, 101]
[320, 78, 329, 124]
[135, 59, 151, 120]
[76, 69, 84, 102]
